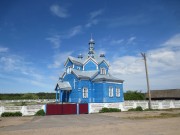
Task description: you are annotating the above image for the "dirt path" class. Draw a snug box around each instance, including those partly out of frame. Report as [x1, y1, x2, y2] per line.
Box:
[0, 110, 180, 135]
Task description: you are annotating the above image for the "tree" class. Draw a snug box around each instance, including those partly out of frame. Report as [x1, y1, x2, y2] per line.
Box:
[124, 91, 145, 100]
[22, 93, 39, 99]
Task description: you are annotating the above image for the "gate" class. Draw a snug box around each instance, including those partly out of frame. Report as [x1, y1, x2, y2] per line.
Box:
[79, 103, 88, 114]
[46, 103, 88, 115]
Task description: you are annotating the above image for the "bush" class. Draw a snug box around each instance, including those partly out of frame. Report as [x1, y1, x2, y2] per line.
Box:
[99, 107, 121, 113]
[1, 112, 22, 117]
[35, 109, 45, 116]
[136, 106, 143, 111]
[128, 106, 143, 111]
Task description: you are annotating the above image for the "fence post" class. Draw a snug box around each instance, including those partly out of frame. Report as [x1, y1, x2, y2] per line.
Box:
[77, 103, 79, 115]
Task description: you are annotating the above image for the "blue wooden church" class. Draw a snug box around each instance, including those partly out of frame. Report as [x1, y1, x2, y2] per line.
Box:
[55, 38, 124, 103]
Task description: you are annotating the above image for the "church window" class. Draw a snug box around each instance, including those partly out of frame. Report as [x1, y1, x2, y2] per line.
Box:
[109, 86, 113, 97]
[83, 87, 88, 98]
[116, 88, 120, 97]
[67, 66, 71, 74]
[100, 68, 106, 75]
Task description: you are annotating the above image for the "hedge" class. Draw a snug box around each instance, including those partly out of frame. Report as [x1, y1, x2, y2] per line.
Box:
[35, 109, 45, 116]
[1, 112, 22, 117]
[128, 106, 143, 111]
[99, 107, 121, 113]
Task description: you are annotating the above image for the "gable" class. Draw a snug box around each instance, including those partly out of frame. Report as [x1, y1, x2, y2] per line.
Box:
[83, 59, 98, 71]
[64, 58, 73, 68]
[99, 60, 109, 68]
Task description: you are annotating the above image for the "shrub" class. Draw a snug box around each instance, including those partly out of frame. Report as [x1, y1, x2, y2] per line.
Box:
[128, 106, 143, 111]
[136, 106, 143, 111]
[1, 112, 22, 117]
[99, 107, 121, 113]
[35, 109, 45, 116]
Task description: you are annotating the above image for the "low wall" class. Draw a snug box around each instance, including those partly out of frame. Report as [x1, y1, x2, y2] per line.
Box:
[1, 100, 180, 116]
[89, 100, 180, 113]
[0, 105, 45, 116]
[0, 99, 55, 103]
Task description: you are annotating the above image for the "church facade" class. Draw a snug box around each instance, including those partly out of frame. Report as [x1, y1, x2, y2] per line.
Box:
[55, 38, 124, 103]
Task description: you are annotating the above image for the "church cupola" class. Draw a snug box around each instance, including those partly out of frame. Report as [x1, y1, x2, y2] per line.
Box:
[88, 36, 95, 57]
[78, 54, 83, 59]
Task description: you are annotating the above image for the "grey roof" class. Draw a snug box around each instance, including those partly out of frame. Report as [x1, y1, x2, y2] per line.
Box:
[92, 73, 124, 83]
[67, 54, 109, 66]
[72, 69, 98, 79]
[56, 81, 72, 91]
[68, 56, 84, 66]
[147, 89, 180, 99]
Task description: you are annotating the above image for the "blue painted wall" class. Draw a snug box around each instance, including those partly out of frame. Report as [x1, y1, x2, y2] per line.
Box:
[84, 60, 97, 71]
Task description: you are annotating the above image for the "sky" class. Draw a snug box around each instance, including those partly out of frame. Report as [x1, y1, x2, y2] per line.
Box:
[0, 0, 180, 93]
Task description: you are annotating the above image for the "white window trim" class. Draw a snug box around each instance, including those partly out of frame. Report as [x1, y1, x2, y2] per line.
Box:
[116, 88, 120, 97]
[83, 87, 88, 98]
[109, 86, 113, 97]
[67, 66, 71, 74]
[100, 68, 106, 75]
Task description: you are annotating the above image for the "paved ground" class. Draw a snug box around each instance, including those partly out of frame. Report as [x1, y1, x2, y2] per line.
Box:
[0, 111, 180, 135]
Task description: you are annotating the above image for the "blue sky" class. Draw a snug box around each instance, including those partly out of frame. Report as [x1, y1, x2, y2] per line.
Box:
[0, 0, 180, 93]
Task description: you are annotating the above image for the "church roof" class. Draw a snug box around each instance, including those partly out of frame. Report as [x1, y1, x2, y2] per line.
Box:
[56, 81, 72, 91]
[71, 69, 98, 79]
[92, 73, 124, 83]
[71, 68, 123, 82]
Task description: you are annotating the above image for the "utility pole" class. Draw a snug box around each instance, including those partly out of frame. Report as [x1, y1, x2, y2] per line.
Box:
[141, 53, 152, 109]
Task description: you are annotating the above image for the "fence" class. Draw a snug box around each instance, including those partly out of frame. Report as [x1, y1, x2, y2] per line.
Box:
[0, 105, 45, 116]
[89, 100, 180, 113]
[1, 100, 180, 116]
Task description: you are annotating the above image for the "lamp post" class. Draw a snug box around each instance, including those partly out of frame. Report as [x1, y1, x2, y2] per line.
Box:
[141, 53, 152, 109]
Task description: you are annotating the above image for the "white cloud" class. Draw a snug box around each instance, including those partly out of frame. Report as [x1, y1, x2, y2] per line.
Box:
[107, 14, 150, 28]
[0, 51, 53, 91]
[110, 56, 144, 75]
[47, 26, 82, 48]
[85, 9, 103, 28]
[0, 46, 8, 53]
[90, 9, 104, 19]
[85, 19, 98, 28]
[48, 51, 72, 69]
[127, 36, 136, 44]
[110, 39, 124, 45]
[46, 35, 61, 48]
[163, 34, 180, 47]
[148, 48, 176, 67]
[110, 34, 180, 91]
[67, 25, 82, 38]
[50, 4, 69, 18]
